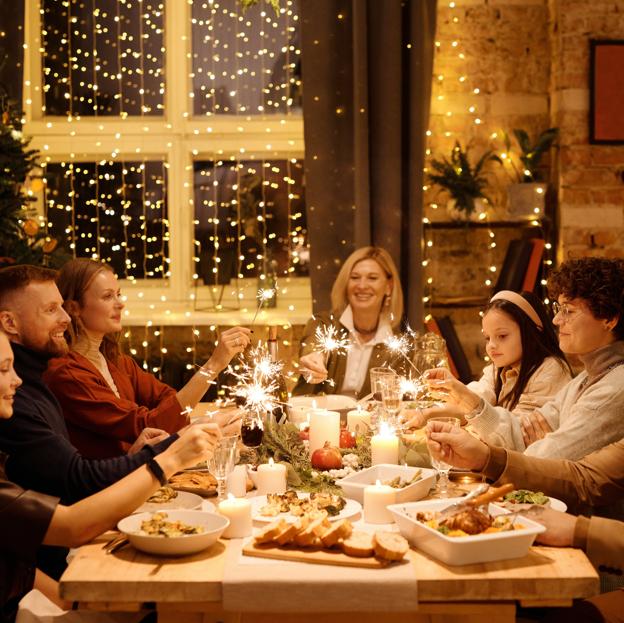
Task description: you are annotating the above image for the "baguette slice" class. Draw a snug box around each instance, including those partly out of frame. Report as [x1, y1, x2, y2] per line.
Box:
[373, 532, 409, 561]
[274, 522, 299, 546]
[341, 530, 375, 558]
[294, 515, 328, 547]
[320, 519, 353, 548]
[254, 519, 287, 544]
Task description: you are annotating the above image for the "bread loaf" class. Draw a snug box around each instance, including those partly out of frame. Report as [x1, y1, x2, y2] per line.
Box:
[254, 519, 287, 544]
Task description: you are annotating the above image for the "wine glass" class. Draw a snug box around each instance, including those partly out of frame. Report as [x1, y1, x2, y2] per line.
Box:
[379, 374, 402, 429]
[426, 416, 461, 498]
[207, 435, 239, 501]
[240, 411, 264, 448]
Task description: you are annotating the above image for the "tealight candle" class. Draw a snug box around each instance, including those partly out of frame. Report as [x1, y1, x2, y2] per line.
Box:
[308, 409, 340, 456]
[363, 479, 396, 524]
[219, 494, 252, 538]
[255, 458, 287, 495]
[346, 408, 372, 434]
[371, 422, 399, 465]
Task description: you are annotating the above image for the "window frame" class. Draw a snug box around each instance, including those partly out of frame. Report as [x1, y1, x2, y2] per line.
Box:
[22, 0, 308, 324]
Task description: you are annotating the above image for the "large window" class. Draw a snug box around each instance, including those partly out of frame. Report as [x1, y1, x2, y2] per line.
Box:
[24, 0, 307, 319]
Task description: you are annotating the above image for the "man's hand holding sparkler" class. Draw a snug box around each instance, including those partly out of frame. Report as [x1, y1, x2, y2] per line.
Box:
[207, 326, 252, 372]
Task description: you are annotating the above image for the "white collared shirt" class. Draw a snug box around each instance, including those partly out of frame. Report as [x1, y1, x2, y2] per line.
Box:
[339, 305, 393, 395]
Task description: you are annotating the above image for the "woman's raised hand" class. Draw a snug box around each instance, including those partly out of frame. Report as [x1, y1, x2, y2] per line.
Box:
[298, 351, 328, 384]
[423, 368, 482, 413]
[207, 326, 252, 372]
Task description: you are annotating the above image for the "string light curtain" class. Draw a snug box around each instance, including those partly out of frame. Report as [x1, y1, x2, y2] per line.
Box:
[39, 1, 169, 280]
[191, 1, 306, 293]
[300, 0, 437, 327]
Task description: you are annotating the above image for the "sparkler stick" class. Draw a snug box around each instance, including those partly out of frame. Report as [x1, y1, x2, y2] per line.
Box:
[250, 287, 276, 326]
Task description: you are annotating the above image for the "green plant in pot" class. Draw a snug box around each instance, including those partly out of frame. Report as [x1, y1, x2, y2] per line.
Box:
[426, 141, 501, 221]
[500, 127, 559, 220]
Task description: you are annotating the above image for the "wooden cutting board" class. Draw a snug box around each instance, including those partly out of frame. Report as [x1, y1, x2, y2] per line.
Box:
[242, 542, 391, 568]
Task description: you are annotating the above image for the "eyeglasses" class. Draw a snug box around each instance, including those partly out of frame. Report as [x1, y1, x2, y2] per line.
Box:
[552, 301, 578, 320]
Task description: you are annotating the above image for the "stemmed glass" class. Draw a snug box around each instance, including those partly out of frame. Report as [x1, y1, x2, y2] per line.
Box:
[426, 417, 461, 498]
[240, 411, 264, 448]
[379, 374, 402, 429]
[207, 435, 239, 501]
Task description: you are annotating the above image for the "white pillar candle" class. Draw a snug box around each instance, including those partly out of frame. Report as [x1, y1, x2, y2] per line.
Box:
[255, 458, 287, 495]
[288, 404, 310, 426]
[308, 409, 340, 456]
[364, 480, 397, 524]
[227, 464, 248, 498]
[371, 422, 399, 465]
[347, 408, 372, 434]
[219, 494, 252, 538]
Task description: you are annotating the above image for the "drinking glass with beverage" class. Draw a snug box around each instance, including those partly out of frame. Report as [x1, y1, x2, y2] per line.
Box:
[240, 411, 264, 448]
[427, 417, 461, 498]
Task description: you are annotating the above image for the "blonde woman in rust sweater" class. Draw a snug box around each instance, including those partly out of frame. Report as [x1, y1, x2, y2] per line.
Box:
[44, 259, 252, 459]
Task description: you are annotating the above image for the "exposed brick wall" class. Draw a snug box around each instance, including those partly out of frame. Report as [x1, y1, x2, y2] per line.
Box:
[426, 0, 624, 377]
[549, 0, 624, 261]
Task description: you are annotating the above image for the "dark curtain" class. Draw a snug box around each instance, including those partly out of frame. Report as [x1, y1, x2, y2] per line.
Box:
[0, 0, 25, 112]
[301, 0, 436, 328]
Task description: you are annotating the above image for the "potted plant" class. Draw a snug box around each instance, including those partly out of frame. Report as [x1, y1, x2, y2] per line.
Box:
[426, 141, 500, 221]
[501, 128, 559, 220]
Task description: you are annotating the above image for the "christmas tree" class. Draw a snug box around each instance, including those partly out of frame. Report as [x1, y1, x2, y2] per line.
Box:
[0, 107, 68, 267]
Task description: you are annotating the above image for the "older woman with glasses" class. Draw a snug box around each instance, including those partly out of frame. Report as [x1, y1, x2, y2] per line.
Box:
[423, 257, 624, 460]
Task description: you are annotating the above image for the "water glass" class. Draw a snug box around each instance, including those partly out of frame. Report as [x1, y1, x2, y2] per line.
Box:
[207, 435, 239, 501]
[370, 367, 397, 401]
[379, 374, 402, 428]
[427, 417, 461, 498]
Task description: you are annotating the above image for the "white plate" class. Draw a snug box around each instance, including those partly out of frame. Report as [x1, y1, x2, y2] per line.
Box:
[135, 490, 205, 514]
[250, 493, 361, 523]
[500, 495, 567, 513]
[118, 510, 229, 556]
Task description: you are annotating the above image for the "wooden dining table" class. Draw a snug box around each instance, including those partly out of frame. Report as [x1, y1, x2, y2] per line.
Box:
[59, 403, 600, 622]
[60, 523, 599, 623]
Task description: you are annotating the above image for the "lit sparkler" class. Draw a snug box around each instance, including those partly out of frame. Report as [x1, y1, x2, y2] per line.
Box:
[250, 287, 277, 326]
[384, 333, 420, 374]
[227, 344, 287, 417]
[313, 324, 351, 359]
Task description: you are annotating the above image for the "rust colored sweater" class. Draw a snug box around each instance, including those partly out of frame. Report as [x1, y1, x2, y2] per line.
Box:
[44, 351, 187, 459]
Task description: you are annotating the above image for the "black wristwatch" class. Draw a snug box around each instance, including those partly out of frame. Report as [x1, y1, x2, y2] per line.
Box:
[146, 457, 168, 486]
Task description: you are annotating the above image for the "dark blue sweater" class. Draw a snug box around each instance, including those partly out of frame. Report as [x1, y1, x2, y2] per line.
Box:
[0, 343, 178, 577]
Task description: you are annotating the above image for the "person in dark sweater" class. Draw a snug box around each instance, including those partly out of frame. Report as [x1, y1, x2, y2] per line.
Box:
[0, 265, 238, 578]
[0, 328, 223, 623]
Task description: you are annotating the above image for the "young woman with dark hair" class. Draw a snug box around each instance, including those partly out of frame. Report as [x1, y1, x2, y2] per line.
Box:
[423, 257, 624, 460]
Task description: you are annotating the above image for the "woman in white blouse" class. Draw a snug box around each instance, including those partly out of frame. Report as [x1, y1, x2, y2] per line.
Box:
[292, 246, 407, 398]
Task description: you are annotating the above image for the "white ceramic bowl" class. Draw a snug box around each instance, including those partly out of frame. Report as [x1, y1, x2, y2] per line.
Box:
[117, 510, 229, 556]
[387, 498, 546, 566]
[337, 464, 436, 505]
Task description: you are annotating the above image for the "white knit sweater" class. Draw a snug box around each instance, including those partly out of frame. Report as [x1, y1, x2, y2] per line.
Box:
[467, 341, 624, 459]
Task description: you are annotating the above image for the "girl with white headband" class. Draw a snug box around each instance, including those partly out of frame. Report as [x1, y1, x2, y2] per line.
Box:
[406, 289, 571, 446]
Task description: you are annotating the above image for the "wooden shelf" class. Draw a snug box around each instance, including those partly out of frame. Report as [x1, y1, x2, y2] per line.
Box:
[424, 219, 547, 230]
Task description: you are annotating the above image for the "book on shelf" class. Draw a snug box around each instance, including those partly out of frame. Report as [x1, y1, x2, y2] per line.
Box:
[493, 238, 545, 294]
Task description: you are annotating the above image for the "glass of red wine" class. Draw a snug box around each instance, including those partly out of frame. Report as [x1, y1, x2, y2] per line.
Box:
[240, 411, 264, 448]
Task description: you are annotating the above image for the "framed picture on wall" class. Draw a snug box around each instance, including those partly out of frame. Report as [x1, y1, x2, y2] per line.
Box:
[590, 40, 624, 144]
